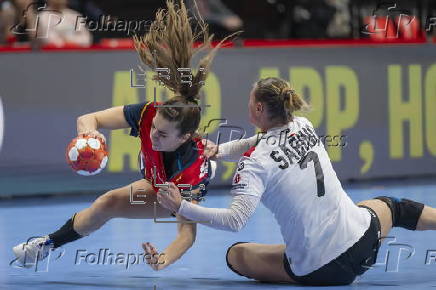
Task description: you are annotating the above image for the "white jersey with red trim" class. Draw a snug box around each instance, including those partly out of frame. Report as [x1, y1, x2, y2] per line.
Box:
[230, 117, 371, 276]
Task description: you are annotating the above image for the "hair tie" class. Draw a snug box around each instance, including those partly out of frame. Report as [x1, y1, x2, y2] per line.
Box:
[281, 88, 293, 100]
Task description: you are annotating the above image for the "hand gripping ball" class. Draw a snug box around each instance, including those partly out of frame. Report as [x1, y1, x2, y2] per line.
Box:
[66, 135, 108, 176]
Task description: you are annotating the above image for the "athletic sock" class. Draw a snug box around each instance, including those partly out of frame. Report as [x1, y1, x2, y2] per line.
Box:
[48, 213, 83, 248]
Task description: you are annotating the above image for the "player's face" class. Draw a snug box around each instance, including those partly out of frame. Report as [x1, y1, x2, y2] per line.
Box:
[150, 112, 190, 152]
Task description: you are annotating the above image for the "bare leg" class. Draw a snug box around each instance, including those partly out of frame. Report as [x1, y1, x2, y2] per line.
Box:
[358, 198, 436, 234]
[415, 205, 436, 230]
[74, 179, 172, 236]
[226, 243, 296, 283]
[357, 199, 393, 240]
[225, 199, 430, 284]
[225, 200, 393, 283]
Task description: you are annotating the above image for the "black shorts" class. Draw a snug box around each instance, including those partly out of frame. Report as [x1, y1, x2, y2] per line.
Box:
[283, 205, 382, 286]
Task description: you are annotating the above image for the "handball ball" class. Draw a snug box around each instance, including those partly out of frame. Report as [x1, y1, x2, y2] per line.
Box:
[66, 135, 108, 176]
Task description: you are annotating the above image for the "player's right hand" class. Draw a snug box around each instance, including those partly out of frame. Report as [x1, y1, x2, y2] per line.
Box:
[201, 139, 218, 160]
[142, 242, 166, 271]
[78, 130, 106, 144]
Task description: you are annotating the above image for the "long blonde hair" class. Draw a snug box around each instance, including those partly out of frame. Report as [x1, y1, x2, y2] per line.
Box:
[133, 0, 237, 136]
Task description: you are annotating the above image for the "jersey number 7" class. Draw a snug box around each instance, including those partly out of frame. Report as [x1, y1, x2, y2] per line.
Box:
[299, 151, 325, 197]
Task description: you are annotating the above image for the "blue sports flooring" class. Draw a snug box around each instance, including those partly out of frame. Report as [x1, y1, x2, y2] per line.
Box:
[1, 179, 436, 290]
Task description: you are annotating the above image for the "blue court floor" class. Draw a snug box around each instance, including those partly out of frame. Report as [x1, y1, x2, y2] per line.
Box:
[2, 179, 436, 290]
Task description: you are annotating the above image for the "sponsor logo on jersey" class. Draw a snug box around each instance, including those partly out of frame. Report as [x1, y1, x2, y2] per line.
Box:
[232, 173, 248, 190]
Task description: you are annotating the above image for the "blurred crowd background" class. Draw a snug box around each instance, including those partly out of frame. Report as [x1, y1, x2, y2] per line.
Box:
[0, 0, 435, 47]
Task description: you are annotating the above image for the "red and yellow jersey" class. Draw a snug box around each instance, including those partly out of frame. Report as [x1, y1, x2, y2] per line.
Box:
[123, 101, 210, 199]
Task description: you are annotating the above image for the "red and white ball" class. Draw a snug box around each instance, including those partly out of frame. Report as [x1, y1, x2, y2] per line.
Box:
[66, 135, 108, 176]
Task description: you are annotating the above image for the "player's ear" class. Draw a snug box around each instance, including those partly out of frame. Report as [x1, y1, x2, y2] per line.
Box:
[256, 102, 263, 113]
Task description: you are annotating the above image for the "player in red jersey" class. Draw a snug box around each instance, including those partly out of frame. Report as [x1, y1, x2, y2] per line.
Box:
[12, 0, 227, 271]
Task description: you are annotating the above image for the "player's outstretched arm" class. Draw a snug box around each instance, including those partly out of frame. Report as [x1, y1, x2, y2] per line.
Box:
[142, 207, 198, 271]
[77, 106, 130, 131]
[77, 106, 130, 142]
[203, 135, 259, 162]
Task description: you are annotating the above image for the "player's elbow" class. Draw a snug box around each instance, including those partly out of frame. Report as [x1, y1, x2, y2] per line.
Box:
[228, 224, 243, 232]
[228, 226, 240, 232]
[184, 229, 197, 244]
[187, 235, 196, 246]
[226, 206, 249, 232]
[228, 217, 245, 232]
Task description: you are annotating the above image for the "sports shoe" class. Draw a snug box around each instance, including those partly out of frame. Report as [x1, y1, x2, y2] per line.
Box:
[12, 236, 54, 268]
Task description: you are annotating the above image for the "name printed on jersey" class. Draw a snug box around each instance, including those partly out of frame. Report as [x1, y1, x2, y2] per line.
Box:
[264, 126, 320, 169]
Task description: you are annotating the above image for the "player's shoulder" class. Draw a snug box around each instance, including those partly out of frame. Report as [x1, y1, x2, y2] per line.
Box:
[143, 101, 157, 110]
[239, 144, 271, 170]
[124, 101, 152, 111]
[238, 146, 259, 164]
[140, 101, 159, 119]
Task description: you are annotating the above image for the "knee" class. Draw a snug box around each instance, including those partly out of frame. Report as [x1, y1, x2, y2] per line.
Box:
[374, 196, 424, 230]
[226, 242, 252, 279]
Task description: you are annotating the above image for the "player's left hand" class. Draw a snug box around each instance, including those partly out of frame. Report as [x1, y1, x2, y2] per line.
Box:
[157, 182, 182, 213]
[142, 242, 167, 271]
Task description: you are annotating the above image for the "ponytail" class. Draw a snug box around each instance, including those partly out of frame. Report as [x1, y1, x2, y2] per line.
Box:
[255, 77, 309, 123]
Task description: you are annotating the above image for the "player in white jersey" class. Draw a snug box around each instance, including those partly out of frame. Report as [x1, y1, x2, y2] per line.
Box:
[157, 77, 436, 286]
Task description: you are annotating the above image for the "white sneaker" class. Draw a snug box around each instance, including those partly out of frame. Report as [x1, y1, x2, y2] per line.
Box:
[12, 236, 54, 268]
